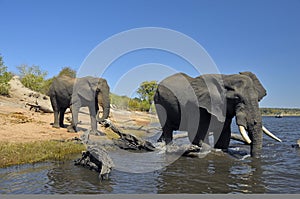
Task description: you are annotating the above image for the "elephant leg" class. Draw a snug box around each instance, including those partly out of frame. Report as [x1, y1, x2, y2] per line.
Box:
[59, 107, 67, 128]
[214, 118, 232, 150]
[67, 106, 78, 133]
[50, 96, 60, 128]
[52, 110, 60, 128]
[190, 108, 211, 146]
[158, 124, 174, 144]
[88, 105, 98, 135]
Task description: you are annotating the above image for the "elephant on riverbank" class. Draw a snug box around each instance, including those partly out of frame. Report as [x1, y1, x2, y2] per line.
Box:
[48, 75, 110, 134]
[154, 72, 281, 158]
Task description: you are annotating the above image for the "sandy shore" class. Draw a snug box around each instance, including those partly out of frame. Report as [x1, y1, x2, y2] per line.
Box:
[0, 95, 159, 143]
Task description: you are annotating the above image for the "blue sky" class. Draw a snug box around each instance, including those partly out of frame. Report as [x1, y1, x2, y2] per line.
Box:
[0, 0, 299, 108]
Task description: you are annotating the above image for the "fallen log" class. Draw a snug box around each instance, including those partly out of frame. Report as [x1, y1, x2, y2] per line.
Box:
[101, 119, 156, 151]
[74, 145, 114, 180]
[25, 103, 53, 113]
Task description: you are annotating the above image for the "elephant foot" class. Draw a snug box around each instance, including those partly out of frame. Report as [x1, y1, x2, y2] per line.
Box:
[157, 136, 172, 143]
[59, 124, 67, 128]
[67, 126, 77, 133]
[184, 144, 202, 154]
[52, 124, 60, 129]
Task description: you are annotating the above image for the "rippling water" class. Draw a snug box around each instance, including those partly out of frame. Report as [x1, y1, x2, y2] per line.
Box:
[0, 116, 300, 194]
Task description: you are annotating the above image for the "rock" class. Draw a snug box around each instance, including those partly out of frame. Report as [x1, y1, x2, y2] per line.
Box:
[8, 76, 53, 113]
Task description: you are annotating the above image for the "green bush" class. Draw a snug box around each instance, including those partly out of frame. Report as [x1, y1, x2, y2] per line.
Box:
[0, 71, 13, 96]
[139, 100, 151, 112]
[40, 78, 53, 95]
[58, 66, 76, 78]
[0, 55, 13, 95]
[128, 98, 141, 111]
[17, 64, 49, 94]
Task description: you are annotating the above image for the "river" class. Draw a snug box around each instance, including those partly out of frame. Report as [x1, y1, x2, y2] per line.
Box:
[0, 116, 300, 194]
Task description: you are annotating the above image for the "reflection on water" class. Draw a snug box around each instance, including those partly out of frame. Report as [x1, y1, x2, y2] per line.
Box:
[0, 116, 300, 194]
[156, 152, 265, 194]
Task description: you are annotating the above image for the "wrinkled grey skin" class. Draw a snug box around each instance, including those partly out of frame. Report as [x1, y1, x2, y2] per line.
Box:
[154, 72, 266, 158]
[48, 76, 110, 134]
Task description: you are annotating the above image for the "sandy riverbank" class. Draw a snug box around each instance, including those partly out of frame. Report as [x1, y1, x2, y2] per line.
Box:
[0, 94, 158, 144]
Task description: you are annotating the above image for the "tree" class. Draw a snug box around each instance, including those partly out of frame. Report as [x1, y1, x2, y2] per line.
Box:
[58, 66, 76, 78]
[136, 81, 158, 104]
[17, 64, 48, 93]
[0, 54, 13, 95]
[0, 55, 4, 73]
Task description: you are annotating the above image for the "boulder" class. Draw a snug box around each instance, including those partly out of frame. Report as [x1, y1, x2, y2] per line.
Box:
[8, 76, 53, 113]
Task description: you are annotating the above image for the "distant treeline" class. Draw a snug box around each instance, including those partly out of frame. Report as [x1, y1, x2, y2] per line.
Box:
[110, 93, 156, 113]
[260, 108, 300, 116]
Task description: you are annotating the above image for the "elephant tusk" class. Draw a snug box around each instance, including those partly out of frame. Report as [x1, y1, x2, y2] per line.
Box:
[238, 126, 252, 144]
[262, 126, 282, 142]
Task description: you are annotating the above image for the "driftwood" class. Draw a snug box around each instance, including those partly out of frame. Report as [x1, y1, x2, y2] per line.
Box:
[117, 124, 161, 134]
[101, 119, 156, 151]
[25, 102, 53, 113]
[74, 145, 114, 180]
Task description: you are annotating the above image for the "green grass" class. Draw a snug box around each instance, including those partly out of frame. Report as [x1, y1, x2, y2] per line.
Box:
[0, 140, 86, 168]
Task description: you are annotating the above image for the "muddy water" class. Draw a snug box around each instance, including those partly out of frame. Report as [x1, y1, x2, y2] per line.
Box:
[1, 116, 300, 194]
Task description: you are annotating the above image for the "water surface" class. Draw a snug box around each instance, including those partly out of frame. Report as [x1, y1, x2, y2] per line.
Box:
[1, 116, 299, 194]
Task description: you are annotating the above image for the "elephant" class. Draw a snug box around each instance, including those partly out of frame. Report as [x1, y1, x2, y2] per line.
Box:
[154, 72, 281, 158]
[48, 75, 110, 134]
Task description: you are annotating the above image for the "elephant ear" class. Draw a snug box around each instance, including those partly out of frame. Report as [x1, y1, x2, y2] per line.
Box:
[75, 77, 99, 101]
[239, 71, 267, 101]
[191, 74, 226, 122]
[96, 78, 108, 93]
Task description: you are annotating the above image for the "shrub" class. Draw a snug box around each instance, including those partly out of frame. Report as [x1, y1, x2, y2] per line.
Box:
[0, 55, 13, 95]
[139, 100, 151, 112]
[17, 64, 48, 94]
[128, 98, 141, 111]
[0, 71, 13, 96]
[58, 66, 76, 78]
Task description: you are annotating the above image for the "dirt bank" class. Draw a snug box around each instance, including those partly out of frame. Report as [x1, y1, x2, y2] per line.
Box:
[0, 95, 158, 143]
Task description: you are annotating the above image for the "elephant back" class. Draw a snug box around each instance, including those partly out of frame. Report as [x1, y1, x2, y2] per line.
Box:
[48, 76, 74, 107]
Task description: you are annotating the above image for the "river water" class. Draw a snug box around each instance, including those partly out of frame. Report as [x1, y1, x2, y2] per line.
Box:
[1, 116, 300, 194]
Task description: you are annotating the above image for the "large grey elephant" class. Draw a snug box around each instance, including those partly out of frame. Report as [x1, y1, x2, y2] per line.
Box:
[48, 75, 110, 134]
[154, 72, 281, 158]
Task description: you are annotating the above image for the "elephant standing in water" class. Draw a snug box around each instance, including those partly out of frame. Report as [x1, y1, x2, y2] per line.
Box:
[154, 72, 281, 158]
[48, 76, 110, 134]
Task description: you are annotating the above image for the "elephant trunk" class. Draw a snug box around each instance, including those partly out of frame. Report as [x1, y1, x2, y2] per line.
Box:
[96, 90, 110, 123]
[248, 101, 263, 158]
[235, 100, 263, 158]
[249, 122, 263, 158]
